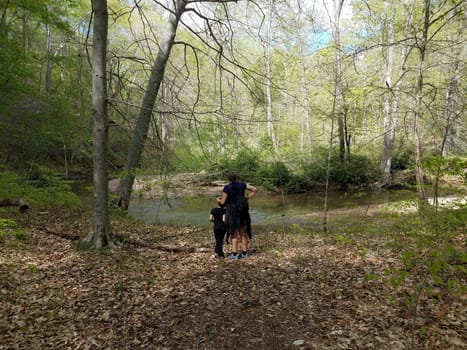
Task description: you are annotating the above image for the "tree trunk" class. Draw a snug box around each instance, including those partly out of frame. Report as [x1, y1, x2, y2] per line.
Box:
[0, 0, 10, 28]
[380, 0, 414, 185]
[323, 91, 338, 233]
[298, 30, 312, 159]
[265, 0, 278, 155]
[412, 0, 430, 201]
[84, 0, 116, 249]
[118, 0, 186, 210]
[443, 12, 464, 155]
[380, 2, 395, 184]
[433, 38, 463, 208]
[331, 0, 346, 163]
[45, 24, 52, 95]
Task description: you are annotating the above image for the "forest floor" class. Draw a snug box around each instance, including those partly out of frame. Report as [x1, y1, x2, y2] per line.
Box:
[0, 204, 466, 350]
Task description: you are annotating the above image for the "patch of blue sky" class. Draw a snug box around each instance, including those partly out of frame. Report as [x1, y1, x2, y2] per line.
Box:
[307, 30, 332, 52]
[343, 44, 361, 54]
[307, 30, 364, 54]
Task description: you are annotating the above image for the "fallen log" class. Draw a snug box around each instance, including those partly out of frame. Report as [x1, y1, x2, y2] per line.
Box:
[0, 198, 30, 213]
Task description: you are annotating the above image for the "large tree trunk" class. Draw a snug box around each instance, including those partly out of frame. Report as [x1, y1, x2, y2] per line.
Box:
[380, 0, 414, 185]
[380, 3, 395, 184]
[84, 0, 116, 249]
[118, 0, 186, 210]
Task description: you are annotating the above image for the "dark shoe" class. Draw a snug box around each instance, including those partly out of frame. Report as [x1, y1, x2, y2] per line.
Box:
[240, 252, 249, 259]
[228, 253, 240, 260]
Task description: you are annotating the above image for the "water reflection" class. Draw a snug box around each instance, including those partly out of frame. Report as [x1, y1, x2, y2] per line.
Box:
[128, 190, 416, 225]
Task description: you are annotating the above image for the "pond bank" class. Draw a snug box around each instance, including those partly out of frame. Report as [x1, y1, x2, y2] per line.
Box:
[109, 171, 465, 199]
[109, 172, 465, 225]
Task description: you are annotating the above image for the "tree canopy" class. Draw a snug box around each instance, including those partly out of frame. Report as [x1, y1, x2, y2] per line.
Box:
[0, 0, 465, 192]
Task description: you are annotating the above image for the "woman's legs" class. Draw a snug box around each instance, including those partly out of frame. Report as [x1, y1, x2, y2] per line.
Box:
[239, 226, 248, 252]
[229, 226, 248, 259]
[230, 230, 239, 254]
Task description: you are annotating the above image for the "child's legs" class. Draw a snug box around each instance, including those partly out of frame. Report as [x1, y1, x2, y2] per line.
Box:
[214, 229, 225, 256]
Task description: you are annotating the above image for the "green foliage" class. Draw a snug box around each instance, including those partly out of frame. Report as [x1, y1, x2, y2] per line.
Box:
[0, 92, 92, 168]
[0, 169, 81, 209]
[28, 167, 81, 208]
[0, 0, 93, 171]
[383, 208, 466, 322]
[13, 228, 29, 241]
[0, 172, 26, 202]
[0, 218, 16, 243]
[215, 149, 302, 192]
[0, 218, 28, 245]
[335, 234, 353, 245]
[255, 161, 292, 190]
[211, 146, 378, 192]
[258, 135, 276, 158]
[218, 150, 260, 181]
[364, 273, 379, 282]
[298, 147, 378, 189]
[391, 147, 414, 171]
[423, 155, 467, 179]
[331, 153, 378, 187]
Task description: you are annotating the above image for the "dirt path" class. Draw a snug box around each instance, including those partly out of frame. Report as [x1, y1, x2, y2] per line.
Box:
[0, 210, 465, 349]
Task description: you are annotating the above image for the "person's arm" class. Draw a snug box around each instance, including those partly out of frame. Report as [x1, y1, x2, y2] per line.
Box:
[246, 183, 257, 200]
[209, 213, 214, 222]
[218, 192, 228, 206]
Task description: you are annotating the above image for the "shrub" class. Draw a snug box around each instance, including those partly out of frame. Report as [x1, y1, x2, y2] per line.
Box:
[218, 150, 260, 180]
[330, 153, 378, 187]
[392, 147, 413, 170]
[297, 148, 378, 189]
[255, 161, 291, 190]
[423, 155, 467, 179]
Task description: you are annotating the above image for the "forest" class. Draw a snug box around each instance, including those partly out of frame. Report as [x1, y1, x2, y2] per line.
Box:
[0, 0, 466, 349]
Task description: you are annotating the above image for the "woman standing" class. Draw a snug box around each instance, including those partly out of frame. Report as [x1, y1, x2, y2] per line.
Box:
[218, 171, 257, 259]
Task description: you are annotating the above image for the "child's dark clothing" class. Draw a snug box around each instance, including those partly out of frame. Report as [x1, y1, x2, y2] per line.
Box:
[210, 207, 226, 257]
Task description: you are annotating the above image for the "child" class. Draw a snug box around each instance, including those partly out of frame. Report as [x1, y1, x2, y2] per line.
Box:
[209, 196, 226, 258]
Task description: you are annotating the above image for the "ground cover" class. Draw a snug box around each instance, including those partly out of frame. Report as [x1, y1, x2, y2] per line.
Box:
[0, 207, 465, 349]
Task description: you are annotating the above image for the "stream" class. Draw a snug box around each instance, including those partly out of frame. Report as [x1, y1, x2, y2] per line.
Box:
[128, 189, 417, 226]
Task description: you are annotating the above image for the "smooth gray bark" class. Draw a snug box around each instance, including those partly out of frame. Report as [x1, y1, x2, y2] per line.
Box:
[380, 1, 414, 184]
[85, 0, 115, 248]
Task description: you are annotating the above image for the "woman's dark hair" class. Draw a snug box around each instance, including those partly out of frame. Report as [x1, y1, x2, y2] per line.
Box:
[227, 171, 237, 183]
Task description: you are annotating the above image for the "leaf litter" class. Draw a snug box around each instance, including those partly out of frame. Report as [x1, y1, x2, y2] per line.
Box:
[0, 209, 465, 350]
